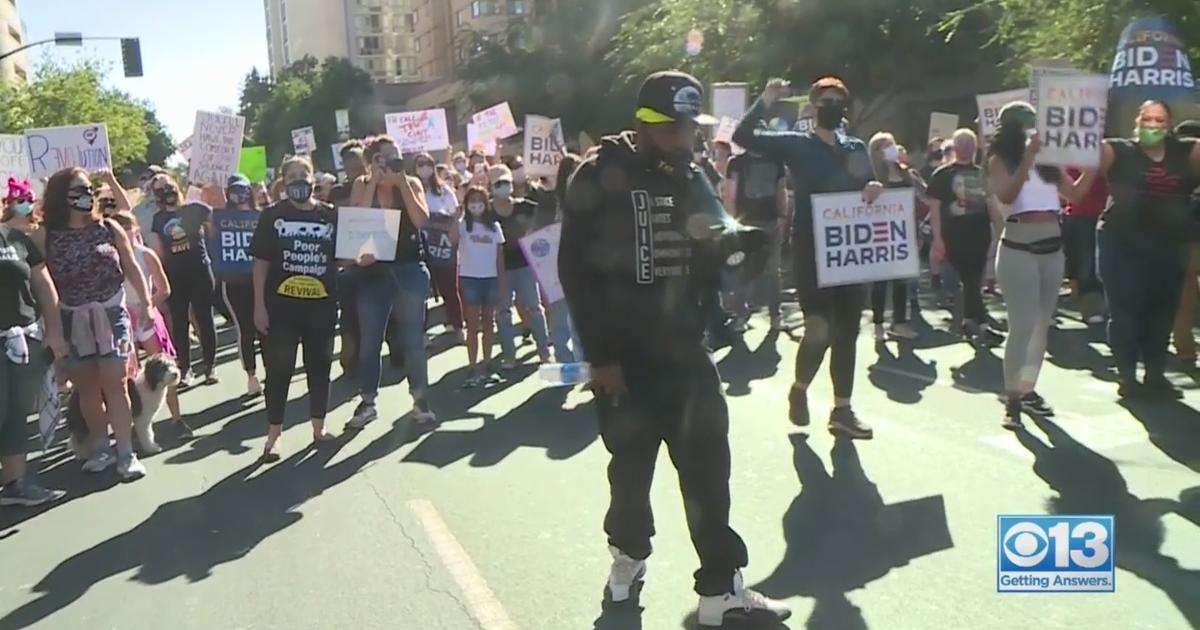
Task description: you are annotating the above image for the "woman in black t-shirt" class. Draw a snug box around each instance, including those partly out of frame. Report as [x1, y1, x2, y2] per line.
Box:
[1091, 100, 1200, 399]
[251, 155, 339, 461]
[149, 174, 217, 386]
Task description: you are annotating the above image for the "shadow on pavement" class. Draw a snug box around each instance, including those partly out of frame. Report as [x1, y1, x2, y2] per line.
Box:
[1016, 415, 1200, 628]
[867, 340, 937, 404]
[949, 348, 1004, 396]
[0, 420, 423, 630]
[1045, 326, 1117, 382]
[401, 386, 597, 468]
[751, 434, 953, 630]
[1119, 399, 1200, 473]
[718, 332, 782, 397]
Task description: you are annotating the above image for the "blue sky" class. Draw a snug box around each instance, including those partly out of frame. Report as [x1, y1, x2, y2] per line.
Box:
[21, 0, 270, 143]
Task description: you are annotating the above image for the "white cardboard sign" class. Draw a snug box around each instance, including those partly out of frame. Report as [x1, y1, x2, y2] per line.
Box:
[335, 207, 402, 262]
[518, 222, 564, 304]
[812, 188, 919, 288]
[24, 124, 111, 182]
[523, 115, 565, 178]
[384, 109, 451, 153]
[1035, 74, 1109, 168]
[188, 111, 246, 186]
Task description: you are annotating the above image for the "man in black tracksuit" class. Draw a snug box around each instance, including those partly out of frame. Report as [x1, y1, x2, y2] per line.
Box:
[559, 70, 789, 627]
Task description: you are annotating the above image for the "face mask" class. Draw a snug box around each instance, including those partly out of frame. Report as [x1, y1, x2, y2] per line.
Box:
[287, 180, 314, 203]
[227, 187, 251, 206]
[512, 168, 527, 183]
[454, 161, 468, 173]
[417, 165, 435, 179]
[71, 194, 94, 212]
[467, 201, 486, 216]
[816, 103, 846, 130]
[493, 183, 513, 199]
[1137, 126, 1167, 147]
[100, 198, 118, 213]
[155, 188, 178, 206]
[11, 201, 32, 216]
[881, 145, 900, 163]
[953, 141, 976, 162]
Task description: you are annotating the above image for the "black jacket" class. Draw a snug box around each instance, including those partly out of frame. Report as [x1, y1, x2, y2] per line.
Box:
[560, 131, 749, 367]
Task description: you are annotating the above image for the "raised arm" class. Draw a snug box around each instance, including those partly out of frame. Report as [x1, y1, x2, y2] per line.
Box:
[732, 80, 806, 164]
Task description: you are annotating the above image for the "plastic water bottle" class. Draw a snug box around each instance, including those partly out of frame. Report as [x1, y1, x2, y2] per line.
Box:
[539, 362, 591, 387]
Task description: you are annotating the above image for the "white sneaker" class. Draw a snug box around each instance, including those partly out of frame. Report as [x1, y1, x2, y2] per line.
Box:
[1086, 314, 1106, 325]
[696, 570, 791, 627]
[247, 375, 263, 397]
[82, 450, 116, 473]
[889, 322, 919, 340]
[607, 546, 647, 603]
[117, 454, 147, 481]
[874, 323, 886, 341]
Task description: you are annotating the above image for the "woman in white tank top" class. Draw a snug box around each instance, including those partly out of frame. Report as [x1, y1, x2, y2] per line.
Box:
[986, 102, 1089, 431]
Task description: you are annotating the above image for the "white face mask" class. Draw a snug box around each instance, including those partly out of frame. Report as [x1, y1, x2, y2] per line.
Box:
[454, 161, 468, 173]
[467, 202, 486, 216]
[881, 145, 900, 163]
[417, 165, 434, 179]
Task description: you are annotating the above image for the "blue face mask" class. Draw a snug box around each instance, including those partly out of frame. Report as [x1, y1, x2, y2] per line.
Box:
[493, 183, 513, 200]
[10, 201, 32, 216]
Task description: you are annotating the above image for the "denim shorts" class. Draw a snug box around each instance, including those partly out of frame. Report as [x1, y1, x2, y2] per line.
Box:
[61, 305, 132, 363]
[460, 276, 500, 308]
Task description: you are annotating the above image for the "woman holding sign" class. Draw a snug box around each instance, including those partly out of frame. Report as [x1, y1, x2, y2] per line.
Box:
[987, 102, 1088, 430]
[346, 136, 437, 430]
[214, 175, 264, 398]
[1091, 101, 1200, 400]
[251, 156, 338, 461]
[416, 151, 465, 341]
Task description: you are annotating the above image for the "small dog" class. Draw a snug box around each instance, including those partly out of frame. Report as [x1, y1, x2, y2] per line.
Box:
[67, 355, 181, 457]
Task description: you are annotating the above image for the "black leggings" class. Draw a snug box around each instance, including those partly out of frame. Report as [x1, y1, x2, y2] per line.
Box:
[264, 310, 335, 425]
[793, 236, 866, 398]
[944, 216, 992, 324]
[222, 280, 261, 373]
[167, 266, 217, 374]
[870, 280, 908, 325]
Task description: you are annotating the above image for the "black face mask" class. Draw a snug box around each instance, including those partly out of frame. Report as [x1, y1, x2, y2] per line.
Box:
[100, 198, 118, 213]
[816, 103, 846, 130]
[227, 188, 251, 206]
[155, 188, 178, 206]
[287, 180, 314, 203]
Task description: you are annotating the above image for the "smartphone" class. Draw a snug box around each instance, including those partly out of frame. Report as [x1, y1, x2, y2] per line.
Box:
[386, 158, 405, 173]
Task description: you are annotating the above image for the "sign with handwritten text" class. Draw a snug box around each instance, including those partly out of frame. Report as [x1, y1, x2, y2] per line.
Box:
[472, 102, 519, 140]
[384, 109, 450, 154]
[24, 124, 111, 181]
[188, 111, 246, 187]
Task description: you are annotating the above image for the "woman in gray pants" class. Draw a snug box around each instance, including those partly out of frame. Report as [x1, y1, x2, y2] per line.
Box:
[987, 102, 1087, 430]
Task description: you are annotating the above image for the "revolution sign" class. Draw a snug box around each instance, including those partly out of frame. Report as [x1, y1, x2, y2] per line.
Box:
[25, 124, 111, 182]
[812, 188, 918, 288]
[1036, 74, 1108, 167]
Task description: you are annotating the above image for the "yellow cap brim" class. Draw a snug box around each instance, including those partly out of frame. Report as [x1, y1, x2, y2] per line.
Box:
[636, 107, 676, 124]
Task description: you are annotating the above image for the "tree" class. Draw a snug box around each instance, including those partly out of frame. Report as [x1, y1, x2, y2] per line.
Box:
[0, 60, 154, 170]
[122, 109, 176, 182]
[941, 0, 1199, 78]
[237, 57, 374, 172]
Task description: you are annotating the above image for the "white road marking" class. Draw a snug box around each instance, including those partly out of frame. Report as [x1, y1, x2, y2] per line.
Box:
[407, 499, 518, 630]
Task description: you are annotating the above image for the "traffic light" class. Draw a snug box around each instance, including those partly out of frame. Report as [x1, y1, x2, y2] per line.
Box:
[121, 38, 143, 78]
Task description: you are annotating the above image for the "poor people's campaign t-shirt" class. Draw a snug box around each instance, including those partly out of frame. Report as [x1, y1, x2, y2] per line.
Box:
[250, 200, 338, 311]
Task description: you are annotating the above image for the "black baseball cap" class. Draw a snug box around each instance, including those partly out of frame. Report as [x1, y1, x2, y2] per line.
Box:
[636, 70, 718, 126]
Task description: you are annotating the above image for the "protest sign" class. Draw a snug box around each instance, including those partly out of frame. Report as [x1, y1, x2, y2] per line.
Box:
[331, 142, 348, 172]
[711, 83, 748, 122]
[422, 217, 457, 270]
[467, 122, 496, 156]
[976, 88, 1032, 138]
[238, 146, 267, 182]
[185, 186, 204, 204]
[811, 188, 919, 288]
[1035, 74, 1108, 167]
[291, 126, 317, 155]
[1108, 16, 1196, 131]
[518, 223, 564, 304]
[473, 102, 520, 140]
[523, 115, 565, 178]
[177, 135, 194, 160]
[385, 108, 451, 153]
[24, 124, 111, 181]
[335, 109, 351, 136]
[211, 208, 259, 275]
[0, 134, 31, 186]
[714, 117, 737, 145]
[335, 207, 402, 261]
[1030, 62, 1078, 108]
[928, 113, 959, 142]
[188, 111, 245, 186]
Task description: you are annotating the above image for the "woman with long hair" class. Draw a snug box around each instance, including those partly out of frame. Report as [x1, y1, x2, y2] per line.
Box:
[213, 174, 264, 397]
[35, 167, 153, 479]
[1092, 101, 1200, 399]
[415, 151, 465, 340]
[148, 173, 218, 387]
[346, 136, 436, 429]
[251, 155, 339, 461]
[451, 185, 506, 385]
[866, 131, 919, 341]
[987, 102, 1086, 430]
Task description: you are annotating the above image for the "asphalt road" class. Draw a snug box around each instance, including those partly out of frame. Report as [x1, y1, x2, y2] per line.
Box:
[1, 302, 1197, 630]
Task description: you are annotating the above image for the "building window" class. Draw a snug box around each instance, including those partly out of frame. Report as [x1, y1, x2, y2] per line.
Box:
[359, 36, 381, 55]
[414, 37, 421, 53]
[8, 25, 20, 44]
[508, 0, 525, 15]
[405, 12, 416, 31]
[471, 1, 495, 17]
[14, 66, 26, 83]
[398, 56, 417, 77]
[456, 9, 467, 26]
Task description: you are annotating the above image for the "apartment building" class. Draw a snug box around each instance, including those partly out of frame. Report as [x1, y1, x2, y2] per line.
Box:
[0, 0, 30, 84]
[263, 0, 420, 85]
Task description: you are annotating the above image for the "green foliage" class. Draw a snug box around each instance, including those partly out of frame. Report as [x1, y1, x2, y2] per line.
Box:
[237, 56, 374, 172]
[941, 0, 1200, 79]
[0, 59, 159, 170]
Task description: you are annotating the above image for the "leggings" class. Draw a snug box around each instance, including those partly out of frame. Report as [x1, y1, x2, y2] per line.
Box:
[994, 221, 1064, 393]
[221, 280, 261, 373]
[870, 280, 908, 325]
[944, 215, 993, 324]
[166, 265, 217, 374]
[793, 237, 865, 398]
[429, 265, 464, 330]
[263, 308, 335, 425]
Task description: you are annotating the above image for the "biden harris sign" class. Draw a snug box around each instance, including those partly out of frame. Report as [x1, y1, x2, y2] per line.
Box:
[811, 188, 919, 288]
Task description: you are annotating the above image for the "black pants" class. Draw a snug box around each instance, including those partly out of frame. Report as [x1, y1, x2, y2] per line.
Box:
[793, 234, 865, 398]
[264, 308, 335, 425]
[598, 347, 747, 596]
[167, 265, 217, 374]
[870, 280, 908, 325]
[222, 280, 261, 373]
[944, 215, 992, 324]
